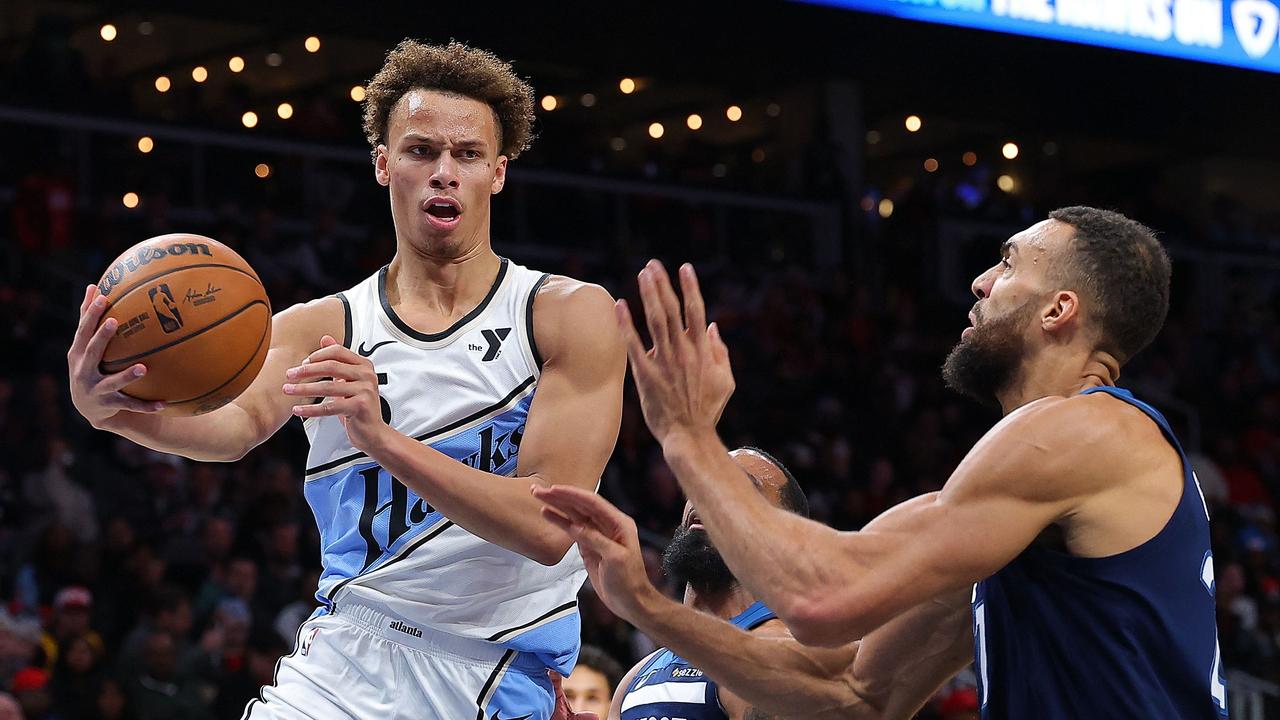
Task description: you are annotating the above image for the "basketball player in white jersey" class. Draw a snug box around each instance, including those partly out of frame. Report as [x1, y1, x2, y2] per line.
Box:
[66, 40, 625, 719]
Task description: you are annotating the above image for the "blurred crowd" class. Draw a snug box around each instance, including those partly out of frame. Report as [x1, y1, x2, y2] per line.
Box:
[0, 127, 1278, 720]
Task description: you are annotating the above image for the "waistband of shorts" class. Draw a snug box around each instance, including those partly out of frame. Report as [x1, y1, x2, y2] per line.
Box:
[329, 595, 547, 675]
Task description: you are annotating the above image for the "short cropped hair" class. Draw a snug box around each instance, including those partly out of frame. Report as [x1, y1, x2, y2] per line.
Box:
[740, 446, 809, 518]
[1048, 206, 1171, 363]
[575, 645, 625, 692]
[362, 39, 535, 159]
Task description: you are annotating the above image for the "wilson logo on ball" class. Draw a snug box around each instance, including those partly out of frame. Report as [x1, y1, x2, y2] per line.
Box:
[148, 284, 184, 333]
[98, 241, 213, 297]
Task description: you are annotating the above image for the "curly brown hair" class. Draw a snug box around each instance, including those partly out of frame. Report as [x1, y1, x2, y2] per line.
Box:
[361, 39, 535, 159]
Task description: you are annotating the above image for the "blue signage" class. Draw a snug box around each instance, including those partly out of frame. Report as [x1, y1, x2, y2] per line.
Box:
[801, 0, 1280, 74]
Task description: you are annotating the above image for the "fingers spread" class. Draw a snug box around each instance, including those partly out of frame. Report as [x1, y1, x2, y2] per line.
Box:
[679, 263, 707, 342]
[614, 300, 650, 367]
[283, 380, 356, 399]
[104, 393, 165, 414]
[286, 359, 364, 382]
[81, 316, 119, 367]
[95, 364, 146, 394]
[72, 294, 109, 355]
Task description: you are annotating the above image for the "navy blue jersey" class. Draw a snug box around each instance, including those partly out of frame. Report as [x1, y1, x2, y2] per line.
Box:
[620, 601, 776, 720]
[972, 386, 1227, 719]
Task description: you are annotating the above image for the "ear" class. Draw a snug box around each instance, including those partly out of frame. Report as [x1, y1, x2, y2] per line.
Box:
[1041, 290, 1080, 333]
[373, 145, 390, 187]
[491, 155, 509, 195]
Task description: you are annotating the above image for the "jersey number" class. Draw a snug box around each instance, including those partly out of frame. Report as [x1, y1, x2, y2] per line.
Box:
[1201, 551, 1228, 714]
[974, 598, 990, 709]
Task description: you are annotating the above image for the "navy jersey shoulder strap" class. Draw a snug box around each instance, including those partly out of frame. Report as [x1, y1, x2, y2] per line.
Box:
[730, 601, 777, 631]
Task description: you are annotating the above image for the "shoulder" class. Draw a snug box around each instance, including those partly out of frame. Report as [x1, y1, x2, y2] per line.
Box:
[533, 275, 616, 316]
[950, 391, 1147, 503]
[531, 276, 622, 363]
[271, 296, 346, 349]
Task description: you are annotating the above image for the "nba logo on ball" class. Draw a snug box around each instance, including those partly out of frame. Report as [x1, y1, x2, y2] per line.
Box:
[147, 284, 184, 333]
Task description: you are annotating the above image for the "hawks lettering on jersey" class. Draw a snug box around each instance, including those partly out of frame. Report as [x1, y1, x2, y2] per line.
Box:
[300, 258, 587, 674]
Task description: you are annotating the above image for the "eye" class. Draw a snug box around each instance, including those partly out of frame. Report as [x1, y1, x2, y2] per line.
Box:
[461, 149, 481, 159]
[1000, 258, 1012, 270]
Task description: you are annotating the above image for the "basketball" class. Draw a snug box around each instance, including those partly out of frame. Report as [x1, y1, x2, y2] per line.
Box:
[95, 234, 272, 416]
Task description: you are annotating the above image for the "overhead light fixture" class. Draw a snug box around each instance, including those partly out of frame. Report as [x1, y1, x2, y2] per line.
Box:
[154, 76, 171, 93]
[228, 56, 245, 73]
[99, 24, 117, 42]
[277, 103, 293, 119]
[122, 192, 140, 209]
[242, 111, 259, 128]
[191, 66, 208, 83]
[686, 114, 703, 130]
[304, 36, 321, 53]
[648, 122, 664, 139]
[905, 115, 922, 132]
[350, 85, 366, 102]
[137, 137, 154, 153]
[619, 78, 636, 94]
[726, 105, 742, 122]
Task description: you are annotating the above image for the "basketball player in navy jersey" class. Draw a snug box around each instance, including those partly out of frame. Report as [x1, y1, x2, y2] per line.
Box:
[542, 207, 1226, 718]
[611, 447, 806, 720]
[539, 449, 972, 720]
[67, 41, 625, 719]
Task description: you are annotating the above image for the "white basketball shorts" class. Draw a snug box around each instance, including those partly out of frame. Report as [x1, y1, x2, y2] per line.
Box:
[241, 598, 555, 720]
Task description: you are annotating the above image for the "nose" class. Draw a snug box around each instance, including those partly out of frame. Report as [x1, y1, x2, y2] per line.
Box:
[971, 267, 995, 300]
[428, 155, 459, 190]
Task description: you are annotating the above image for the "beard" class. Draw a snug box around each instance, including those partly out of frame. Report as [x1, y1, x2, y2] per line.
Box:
[661, 525, 736, 597]
[942, 299, 1036, 407]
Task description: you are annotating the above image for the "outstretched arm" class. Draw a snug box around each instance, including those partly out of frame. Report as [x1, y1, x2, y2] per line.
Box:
[288, 279, 626, 565]
[535, 486, 975, 719]
[70, 284, 340, 462]
[616, 261, 1105, 644]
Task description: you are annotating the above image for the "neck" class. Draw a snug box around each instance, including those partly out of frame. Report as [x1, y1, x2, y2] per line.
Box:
[684, 581, 757, 620]
[997, 346, 1120, 415]
[385, 241, 501, 322]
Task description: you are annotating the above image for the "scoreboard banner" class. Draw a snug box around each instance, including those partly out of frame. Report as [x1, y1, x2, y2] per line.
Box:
[801, 0, 1280, 74]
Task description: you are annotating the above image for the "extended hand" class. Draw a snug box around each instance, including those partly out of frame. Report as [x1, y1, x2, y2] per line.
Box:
[532, 483, 660, 623]
[68, 284, 167, 426]
[618, 261, 734, 447]
[284, 335, 391, 452]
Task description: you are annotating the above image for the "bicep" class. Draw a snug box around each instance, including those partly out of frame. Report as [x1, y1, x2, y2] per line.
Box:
[808, 461, 1069, 639]
[228, 297, 342, 444]
[516, 283, 625, 490]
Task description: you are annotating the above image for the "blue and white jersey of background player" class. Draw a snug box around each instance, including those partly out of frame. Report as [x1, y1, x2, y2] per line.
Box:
[620, 601, 776, 720]
[301, 258, 586, 674]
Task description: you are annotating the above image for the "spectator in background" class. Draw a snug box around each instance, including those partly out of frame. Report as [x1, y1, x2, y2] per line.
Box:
[9, 668, 50, 720]
[127, 632, 208, 720]
[50, 634, 104, 718]
[115, 588, 192, 683]
[39, 587, 102, 673]
[560, 645, 623, 718]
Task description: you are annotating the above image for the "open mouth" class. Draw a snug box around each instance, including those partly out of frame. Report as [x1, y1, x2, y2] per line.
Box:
[687, 512, 704, 531]
[962, 310, 977, 340]
[423, 198, 462, 228]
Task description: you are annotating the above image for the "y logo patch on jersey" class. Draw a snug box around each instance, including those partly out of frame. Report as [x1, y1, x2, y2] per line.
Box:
[476, 327, 511, 361]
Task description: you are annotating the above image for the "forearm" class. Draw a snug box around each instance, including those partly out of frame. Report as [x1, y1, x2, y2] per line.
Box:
[369, 429, 572, 565]
[96, 404, 263, 462]
[627, 590, 861, 719]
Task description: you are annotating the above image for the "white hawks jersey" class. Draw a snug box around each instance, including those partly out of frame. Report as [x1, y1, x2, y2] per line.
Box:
[301, 258, 587, 673]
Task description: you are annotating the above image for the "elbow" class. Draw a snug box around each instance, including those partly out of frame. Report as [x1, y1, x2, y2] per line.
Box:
[779, 590, 876, 647]
[529, 536, 575, 567]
